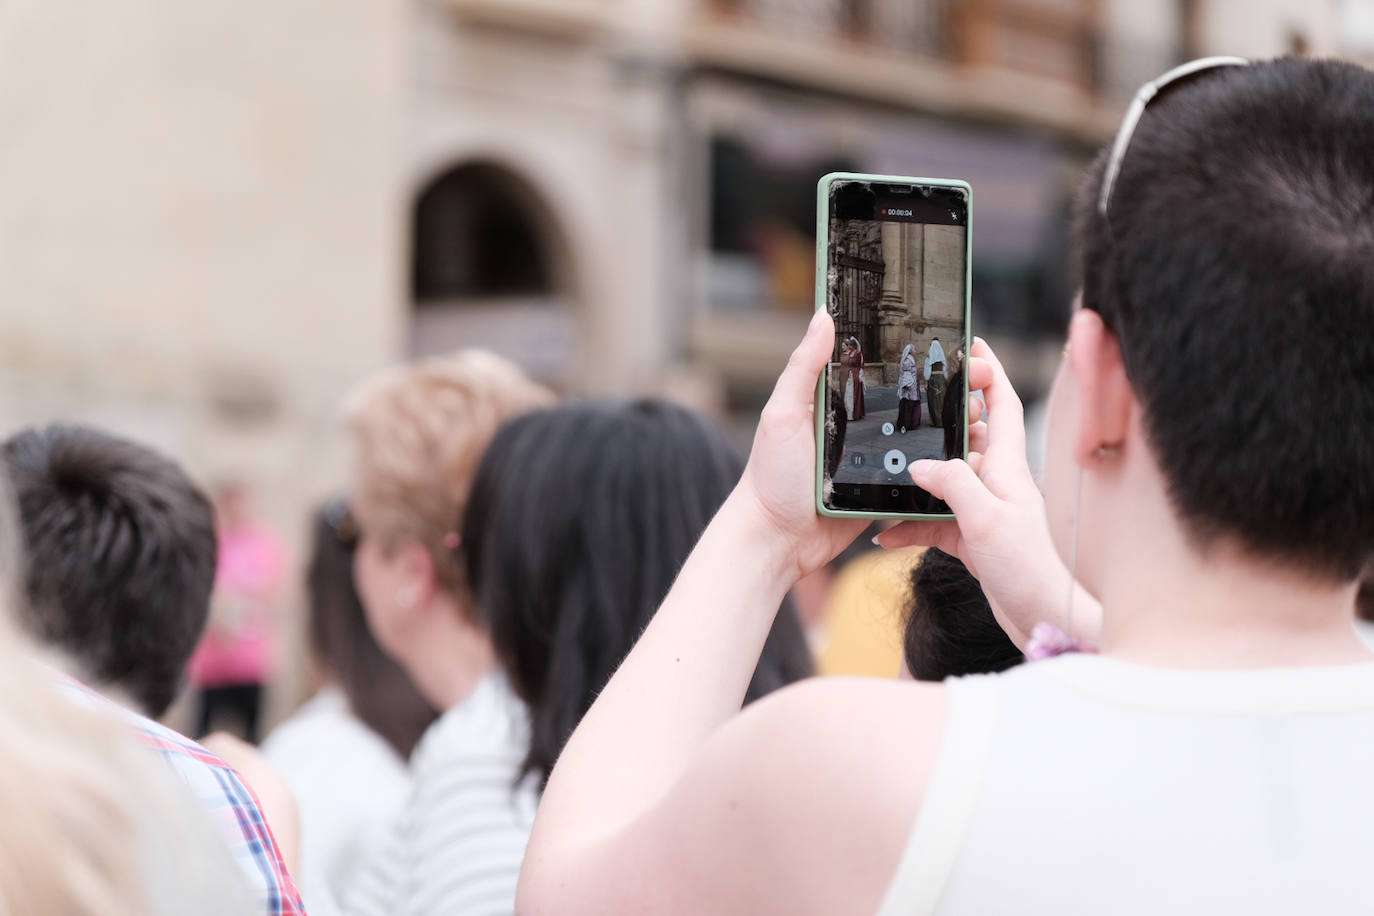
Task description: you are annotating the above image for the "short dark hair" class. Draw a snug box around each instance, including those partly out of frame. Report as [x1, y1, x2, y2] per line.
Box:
[307, 500, 437, 758]
[2, 425, 217, 716]
[1073, 58, 1374, 580]
[902, 549, 1022, 682]
[464, 400, 814, 788]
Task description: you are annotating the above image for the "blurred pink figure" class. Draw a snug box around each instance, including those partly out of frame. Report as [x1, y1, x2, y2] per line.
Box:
[189, 483, 284, 741]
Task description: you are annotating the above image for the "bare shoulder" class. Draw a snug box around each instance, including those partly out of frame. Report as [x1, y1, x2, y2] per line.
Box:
[643, 677, 948, 916]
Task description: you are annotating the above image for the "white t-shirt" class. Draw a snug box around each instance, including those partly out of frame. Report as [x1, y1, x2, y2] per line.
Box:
[345, 674, 538, 916]
[878, 653, 1374, 915]
[262, 687, 411, 901]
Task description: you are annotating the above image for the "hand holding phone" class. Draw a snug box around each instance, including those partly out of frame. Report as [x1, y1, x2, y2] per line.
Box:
[733, 309, 871, 582]
[813, 172, 972, 520]
[873, 337, 1103, 650]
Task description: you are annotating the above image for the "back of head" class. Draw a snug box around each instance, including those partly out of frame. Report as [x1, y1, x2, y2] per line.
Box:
[307, 500, 438, 758]
[2, 424, 217, 716]
[346, 350, 554, 601]
[1073, 57, 1374, 579]
[464, 400, 813, 786]
[0, 467, 249, 915]
[903, 549, 1022, 681]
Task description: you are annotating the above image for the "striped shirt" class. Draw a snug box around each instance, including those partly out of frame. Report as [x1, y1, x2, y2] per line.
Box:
[346, 674, 538, 916]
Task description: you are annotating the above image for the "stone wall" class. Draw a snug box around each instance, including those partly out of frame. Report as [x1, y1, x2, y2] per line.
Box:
[0, 0, 406, 725]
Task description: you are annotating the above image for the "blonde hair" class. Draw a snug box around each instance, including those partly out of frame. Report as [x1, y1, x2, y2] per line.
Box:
[346, 350, 554, 595]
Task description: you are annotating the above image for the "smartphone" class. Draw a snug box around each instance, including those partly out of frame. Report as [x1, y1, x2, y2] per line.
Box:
[814, 172, 972, 520]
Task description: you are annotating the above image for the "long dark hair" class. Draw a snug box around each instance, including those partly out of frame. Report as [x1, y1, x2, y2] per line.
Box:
[463, 400, 814, 788]
[308, 500, 438, 759]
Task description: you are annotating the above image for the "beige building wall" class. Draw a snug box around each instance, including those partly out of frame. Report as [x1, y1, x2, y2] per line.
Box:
[1194, 0, 1340, 57]
[0, 0, 408, 721]
[0, 0, 407, 507]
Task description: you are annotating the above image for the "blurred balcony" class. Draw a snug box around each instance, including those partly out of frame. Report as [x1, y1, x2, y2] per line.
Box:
[444, 0, 619, 40]
[694, 0, 1142, 140]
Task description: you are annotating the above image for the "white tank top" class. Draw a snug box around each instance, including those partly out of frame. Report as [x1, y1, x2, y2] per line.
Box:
[877, 653, 1374, 915]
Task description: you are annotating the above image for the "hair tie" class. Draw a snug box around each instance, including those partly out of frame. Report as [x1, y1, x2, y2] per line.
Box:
[1025, 621, 1096, 661]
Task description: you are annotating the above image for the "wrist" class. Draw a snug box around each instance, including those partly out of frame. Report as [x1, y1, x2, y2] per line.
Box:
[717, 486, 803, 594]
[1008, 542, 1101, 648]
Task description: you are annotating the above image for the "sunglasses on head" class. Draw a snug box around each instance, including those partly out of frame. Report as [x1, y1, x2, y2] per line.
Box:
[1098, 56, 1248, 219]
[323, 498, 359, 546]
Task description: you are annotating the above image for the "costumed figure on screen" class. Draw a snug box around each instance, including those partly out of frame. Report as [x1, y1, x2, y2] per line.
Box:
[896, 344, 921, 433]
[943, 346, 966, 461]
[924, 337, 947, 428]
[843, 336, 866, 422]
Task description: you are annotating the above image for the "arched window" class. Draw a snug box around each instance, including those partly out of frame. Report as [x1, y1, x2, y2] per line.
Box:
[407, 161, 575, 379]
[411, 162, 555, 303]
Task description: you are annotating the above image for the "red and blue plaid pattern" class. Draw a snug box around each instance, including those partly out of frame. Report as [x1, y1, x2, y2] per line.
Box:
[58, 678, 307, 915]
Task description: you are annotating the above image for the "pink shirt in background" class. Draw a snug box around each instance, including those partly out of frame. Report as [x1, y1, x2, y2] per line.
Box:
[189, 525, 285, 688]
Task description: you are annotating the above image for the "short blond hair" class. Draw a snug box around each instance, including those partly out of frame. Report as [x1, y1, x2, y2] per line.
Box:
[346, 350, 553, 596]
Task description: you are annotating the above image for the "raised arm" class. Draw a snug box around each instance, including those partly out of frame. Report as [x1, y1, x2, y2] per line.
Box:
[517, 311, 872, 913]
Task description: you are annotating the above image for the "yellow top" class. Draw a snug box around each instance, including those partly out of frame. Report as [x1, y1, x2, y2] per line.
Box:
[815, 547, 924, 679]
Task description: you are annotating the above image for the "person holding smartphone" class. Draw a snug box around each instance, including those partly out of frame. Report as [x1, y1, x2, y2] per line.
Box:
[516, 57, 1374, 916]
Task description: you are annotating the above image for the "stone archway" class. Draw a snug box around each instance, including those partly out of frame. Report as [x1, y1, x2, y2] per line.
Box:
[408, 161, 578, 384]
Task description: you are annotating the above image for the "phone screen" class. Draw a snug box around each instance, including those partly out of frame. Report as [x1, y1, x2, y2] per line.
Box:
[820, 177, 969, 515]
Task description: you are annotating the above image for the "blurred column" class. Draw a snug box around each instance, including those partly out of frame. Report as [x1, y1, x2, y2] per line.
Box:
[876, 222, 912, 371]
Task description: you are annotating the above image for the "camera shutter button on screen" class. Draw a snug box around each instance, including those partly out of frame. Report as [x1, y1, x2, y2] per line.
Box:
[883, 450, 906, 474]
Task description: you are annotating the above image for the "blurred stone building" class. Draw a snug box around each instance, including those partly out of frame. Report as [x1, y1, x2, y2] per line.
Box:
[1, 0, 1371, 716]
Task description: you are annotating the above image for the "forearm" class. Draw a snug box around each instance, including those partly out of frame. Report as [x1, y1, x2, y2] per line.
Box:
[528, 490, 794, 853]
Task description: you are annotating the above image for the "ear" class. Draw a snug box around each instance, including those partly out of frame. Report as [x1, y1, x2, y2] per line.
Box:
[395, 540, 439, 617]
[1066, 309, 1133, 468]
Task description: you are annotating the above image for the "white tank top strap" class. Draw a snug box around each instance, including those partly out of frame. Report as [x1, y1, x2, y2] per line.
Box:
[874, 674, 1002, 916]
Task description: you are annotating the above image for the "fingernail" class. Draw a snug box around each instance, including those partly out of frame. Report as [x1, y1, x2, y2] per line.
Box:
[809, 309, 826, 330]
[871, 535, 884, 547]
[908, 459, 935, 478]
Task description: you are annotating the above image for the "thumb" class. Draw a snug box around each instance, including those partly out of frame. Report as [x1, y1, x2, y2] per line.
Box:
[771, 310, 836, 408]
[908, 458, 998, 528]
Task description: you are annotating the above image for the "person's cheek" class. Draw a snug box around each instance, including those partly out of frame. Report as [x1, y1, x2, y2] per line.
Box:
[353, 541, 391, 642]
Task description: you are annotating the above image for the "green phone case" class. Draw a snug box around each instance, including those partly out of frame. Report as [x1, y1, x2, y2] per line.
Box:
[813, 171, 973, 521]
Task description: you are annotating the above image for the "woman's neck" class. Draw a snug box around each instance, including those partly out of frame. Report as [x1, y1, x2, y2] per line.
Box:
[407, 600, 497, 711]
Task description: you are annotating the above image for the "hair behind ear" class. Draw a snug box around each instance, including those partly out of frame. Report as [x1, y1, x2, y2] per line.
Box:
[306, 504, 438, 759]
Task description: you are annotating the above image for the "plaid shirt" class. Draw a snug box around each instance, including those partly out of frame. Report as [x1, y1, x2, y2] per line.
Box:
[57, 679, 307, 915]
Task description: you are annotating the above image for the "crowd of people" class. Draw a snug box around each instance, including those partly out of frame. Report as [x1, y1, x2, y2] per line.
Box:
[0, 55, 1372, 915]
